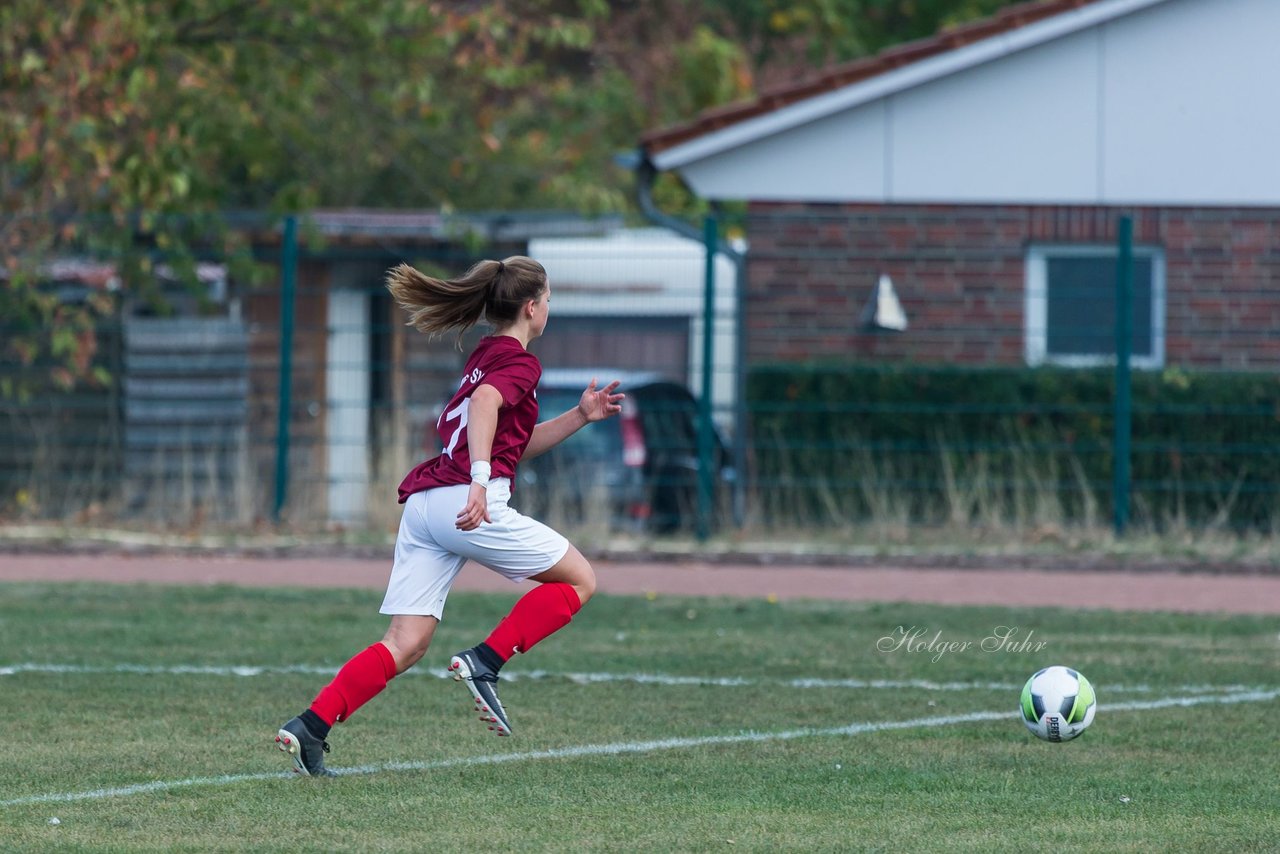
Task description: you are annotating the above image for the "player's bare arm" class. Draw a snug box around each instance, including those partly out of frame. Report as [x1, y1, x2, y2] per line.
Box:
[457, 384, 503, 530]
[523, 378, 624, 460]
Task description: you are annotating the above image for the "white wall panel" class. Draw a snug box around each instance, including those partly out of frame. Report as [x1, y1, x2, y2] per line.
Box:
[890, 28, 1099, 203]
[672, 0, 1280, 207]
[326, 289, 370, 524]
[1102, 0, 1280, 204]
[680, 102, 889, 202]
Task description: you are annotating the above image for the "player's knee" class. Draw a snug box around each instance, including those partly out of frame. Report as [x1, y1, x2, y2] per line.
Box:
[381, 623, 434, 674]
[395, 642, 429, 673]
[572, 562, 597, 606]
[382, 639, 425, 674]
[537, 547, 596, 605]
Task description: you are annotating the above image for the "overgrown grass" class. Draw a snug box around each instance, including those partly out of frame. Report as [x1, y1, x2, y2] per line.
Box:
[2, 581, 1278, 851]
[8, 410, 1280, 566]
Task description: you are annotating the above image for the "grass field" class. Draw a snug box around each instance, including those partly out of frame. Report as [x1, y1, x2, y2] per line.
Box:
[2, 580, 1278, 852]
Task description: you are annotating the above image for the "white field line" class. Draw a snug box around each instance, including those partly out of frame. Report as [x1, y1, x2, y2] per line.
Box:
[1, 689, 1276, 809]
[0, 662, 1264, 697]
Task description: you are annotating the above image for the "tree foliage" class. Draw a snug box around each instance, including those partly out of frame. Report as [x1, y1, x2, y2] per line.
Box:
[1, 0, 1023, 397]
[703, 0, 1019, 84]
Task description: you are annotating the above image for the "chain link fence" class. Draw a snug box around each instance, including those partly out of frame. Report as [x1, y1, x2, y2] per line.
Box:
[1, 212, 740, 538]
[742, 204, 1280, 542]
[3, 206, 1278, 545]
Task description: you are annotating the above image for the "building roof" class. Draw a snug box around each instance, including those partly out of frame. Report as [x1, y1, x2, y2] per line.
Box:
[637, 0, 1279, 207]
[241, 209, 625, 246]
[302, 210, 624, 241]
[640, 0, 1104, 158]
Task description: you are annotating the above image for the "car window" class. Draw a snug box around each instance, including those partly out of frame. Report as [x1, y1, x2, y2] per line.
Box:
[538, 389, 621, 458]
[638, 387, 698, 453]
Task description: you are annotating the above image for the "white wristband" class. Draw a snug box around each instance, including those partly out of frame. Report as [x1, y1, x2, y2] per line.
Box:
[470, 460, 492, 487]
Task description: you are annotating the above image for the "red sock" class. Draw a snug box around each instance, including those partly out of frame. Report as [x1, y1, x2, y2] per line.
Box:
[309, 642, 397, 725]
[484, 582, 582, 662]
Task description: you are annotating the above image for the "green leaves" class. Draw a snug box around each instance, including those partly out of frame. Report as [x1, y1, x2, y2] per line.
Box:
[4, 0, 1027, 226]
[2, 0, 1027, 399]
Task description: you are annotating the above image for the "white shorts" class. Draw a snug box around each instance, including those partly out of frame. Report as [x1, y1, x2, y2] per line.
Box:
[380, 478, 569, 620]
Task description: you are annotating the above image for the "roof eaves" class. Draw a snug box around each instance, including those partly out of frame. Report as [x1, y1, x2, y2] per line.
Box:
[643, 0, 1165, 169]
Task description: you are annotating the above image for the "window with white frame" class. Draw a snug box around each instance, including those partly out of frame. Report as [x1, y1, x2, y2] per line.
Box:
[1024, 245, 1165, 368]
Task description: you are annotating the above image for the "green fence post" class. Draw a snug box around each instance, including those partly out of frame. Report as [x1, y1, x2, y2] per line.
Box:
[698, 214, 717, 541]
[1113, 215, 1133, 536]
[273, 215, 298, 522]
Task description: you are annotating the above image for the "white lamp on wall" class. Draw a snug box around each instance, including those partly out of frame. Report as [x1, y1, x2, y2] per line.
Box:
[860, 273, 908, 332]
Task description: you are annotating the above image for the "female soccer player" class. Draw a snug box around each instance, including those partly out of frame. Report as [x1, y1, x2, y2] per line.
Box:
[276, 255, 623, 776]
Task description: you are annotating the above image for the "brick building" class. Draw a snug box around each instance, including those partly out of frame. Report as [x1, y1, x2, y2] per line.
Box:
[639, 0, 1280, 371]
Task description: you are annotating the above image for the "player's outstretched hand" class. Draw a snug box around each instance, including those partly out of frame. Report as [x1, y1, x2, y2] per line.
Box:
[578, 378, 624, 423]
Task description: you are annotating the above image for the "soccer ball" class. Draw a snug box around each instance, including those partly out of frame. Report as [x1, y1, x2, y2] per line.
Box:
[1019, 665, 1096, 742]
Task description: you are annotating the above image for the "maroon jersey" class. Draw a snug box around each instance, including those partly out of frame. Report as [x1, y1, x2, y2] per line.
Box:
[398, 335, 542, 503]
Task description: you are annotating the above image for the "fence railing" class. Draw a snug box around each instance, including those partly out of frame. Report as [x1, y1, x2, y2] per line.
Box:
[3, 207, 1277, 545]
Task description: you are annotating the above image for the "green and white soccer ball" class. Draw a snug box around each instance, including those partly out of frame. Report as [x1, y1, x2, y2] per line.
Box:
[1020, 665, 1096, 742]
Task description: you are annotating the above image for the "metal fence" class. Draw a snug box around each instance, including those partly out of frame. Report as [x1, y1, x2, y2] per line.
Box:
[0, 212, 740, 537]
[3, 206, 1278, 542]
[740, 204, 1280, 540]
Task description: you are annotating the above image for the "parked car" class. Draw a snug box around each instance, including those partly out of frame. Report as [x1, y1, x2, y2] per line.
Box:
[524, 370, 734, 532]
[428, 369, 733, 533]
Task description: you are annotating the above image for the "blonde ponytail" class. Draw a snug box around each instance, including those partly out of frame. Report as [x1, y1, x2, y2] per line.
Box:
[385, 256, 545, 343]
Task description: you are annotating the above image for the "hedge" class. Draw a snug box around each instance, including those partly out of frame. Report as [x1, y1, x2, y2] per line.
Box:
[746, 364, 1280, 531]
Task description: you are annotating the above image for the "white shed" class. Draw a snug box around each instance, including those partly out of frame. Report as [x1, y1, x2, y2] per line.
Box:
[529, 228, 740, 430]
